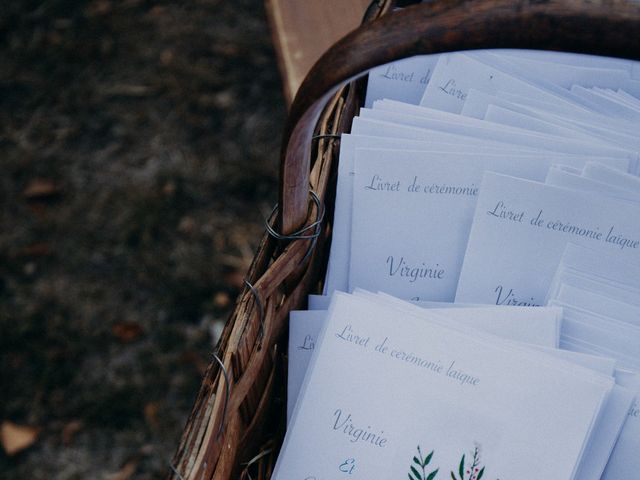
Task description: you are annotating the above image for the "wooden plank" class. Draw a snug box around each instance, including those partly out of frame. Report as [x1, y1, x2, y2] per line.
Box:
[265, 0, 372, 105]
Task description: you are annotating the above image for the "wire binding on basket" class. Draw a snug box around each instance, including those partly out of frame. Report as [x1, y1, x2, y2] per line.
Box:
[211, 351, 231, 440]
[244, 278, 266, 341]
[265, 190, 325, 242]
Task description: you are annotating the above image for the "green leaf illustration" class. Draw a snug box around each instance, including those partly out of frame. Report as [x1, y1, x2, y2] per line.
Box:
[410, 446, 441, 480]
[411, 465, 422, 480]
[424, 450, 434, 467]
[409, 444, 500, 480]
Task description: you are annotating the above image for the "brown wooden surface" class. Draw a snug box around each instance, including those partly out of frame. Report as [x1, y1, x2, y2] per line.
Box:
[279, 0, 640, 235]
[265, 0, 372, 105]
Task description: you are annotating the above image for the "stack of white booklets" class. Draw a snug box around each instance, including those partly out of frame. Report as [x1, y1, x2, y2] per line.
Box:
[273, 50, 640, 480]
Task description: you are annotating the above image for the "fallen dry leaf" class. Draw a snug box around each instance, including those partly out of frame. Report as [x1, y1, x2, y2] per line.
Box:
[105, 457, 139, 480]
[213, 291, 231, 309]
[61, 420, 83, 446]
[143, 402, 159, 427]
[102, 84, 155, 97]
[17, 243, 52, 258]
[177, 216, 197, 235]
[85, 0, 112, 17]
[1, 421, 40, 456]
[162, 180, 176, 197]
[111, 322, 144, 343]
[23, 179, 60, 200]
[159, 49, 174, 65]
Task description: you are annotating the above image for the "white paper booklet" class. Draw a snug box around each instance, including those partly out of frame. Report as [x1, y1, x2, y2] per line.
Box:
[275, 293, 613, 480]
[456, 173, 640, 305]
[602, 372, 640, 480]
[421, 53, 608, 113]
[365, 55, 439, 107]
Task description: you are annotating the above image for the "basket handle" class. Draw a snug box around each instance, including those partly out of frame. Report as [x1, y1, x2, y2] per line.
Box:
[277, 0, 640, 234]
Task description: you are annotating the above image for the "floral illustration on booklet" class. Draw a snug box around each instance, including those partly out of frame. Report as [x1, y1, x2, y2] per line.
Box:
[409, 444, 490, 480]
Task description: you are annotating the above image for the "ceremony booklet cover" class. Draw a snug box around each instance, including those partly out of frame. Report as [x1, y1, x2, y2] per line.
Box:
[274, 293, 613, 480]
[455, 172, 640, 306]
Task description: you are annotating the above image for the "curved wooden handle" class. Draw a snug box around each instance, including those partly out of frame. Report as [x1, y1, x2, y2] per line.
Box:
[278, 0, 640, 234]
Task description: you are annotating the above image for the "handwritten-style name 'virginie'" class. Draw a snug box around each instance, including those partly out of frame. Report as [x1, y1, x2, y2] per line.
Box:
[387, 256, 445, 283]
[332, 409, 388, 448]
[494, 285, 540, 307]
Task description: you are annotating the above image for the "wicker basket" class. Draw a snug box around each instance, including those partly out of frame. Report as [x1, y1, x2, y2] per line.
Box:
[169, 1, 640, 478]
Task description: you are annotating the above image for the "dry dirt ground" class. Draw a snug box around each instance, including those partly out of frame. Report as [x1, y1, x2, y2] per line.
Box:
[0, 1, 285, 478]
